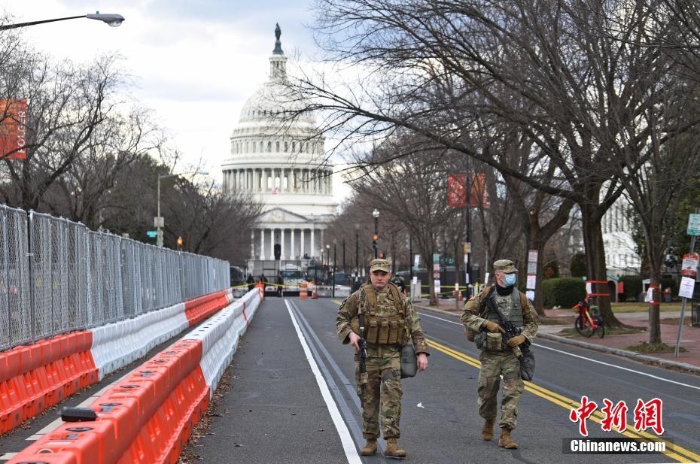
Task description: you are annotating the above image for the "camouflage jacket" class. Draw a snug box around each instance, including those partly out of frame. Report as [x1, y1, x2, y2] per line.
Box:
[461, 286, 539, 343]
[336, 283, 430, 357]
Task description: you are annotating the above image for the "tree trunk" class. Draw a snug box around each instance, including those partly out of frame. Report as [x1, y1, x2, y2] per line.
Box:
[580, 204, 623, 327]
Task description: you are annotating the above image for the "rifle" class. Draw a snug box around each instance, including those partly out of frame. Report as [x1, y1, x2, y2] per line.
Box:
[483, 294, 530, 358]
[357, 307, 368, 405]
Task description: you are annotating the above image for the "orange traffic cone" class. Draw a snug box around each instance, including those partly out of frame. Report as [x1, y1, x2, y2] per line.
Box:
[312, 282, 318, 299]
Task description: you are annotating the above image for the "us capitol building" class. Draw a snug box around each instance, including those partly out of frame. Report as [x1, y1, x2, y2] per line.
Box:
[221, 25, 337, 275]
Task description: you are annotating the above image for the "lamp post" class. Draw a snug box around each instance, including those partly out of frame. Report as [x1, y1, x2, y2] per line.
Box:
[372, 208, 380, 259]
[355, 223, 360, 280]
[157, 171, 208, 247]
[332, 239, 337, 298]
[0, 12, 125, 30]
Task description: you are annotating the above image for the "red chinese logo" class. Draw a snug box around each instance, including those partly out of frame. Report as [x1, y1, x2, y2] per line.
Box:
[570, 397, 664, 436]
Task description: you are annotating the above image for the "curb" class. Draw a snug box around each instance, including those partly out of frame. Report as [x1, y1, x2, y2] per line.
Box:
[538, 332, 700, 375]
[415, 304, 700, 376]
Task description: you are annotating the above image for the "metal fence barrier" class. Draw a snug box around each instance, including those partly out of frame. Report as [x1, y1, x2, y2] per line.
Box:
[0, 205, 229, 351]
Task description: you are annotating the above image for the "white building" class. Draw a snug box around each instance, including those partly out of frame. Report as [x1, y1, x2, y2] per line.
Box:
[602, 199, 641, 276]
[221, 25, 337, 265]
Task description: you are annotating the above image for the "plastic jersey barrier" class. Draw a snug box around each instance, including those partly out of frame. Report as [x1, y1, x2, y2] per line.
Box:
[184, 290, 231, 326]
[0, 291, 229, 436]
[9, 339, 209, 464]
[0, 332, 98, 435]
[9, 288, 263, 463]
[90, 302, 189, 380]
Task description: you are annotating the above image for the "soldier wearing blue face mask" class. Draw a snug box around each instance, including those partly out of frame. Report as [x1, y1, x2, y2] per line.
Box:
[461, 259, 539, 449]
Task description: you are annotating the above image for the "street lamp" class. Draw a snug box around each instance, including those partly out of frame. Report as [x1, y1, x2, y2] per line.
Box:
[355, 223, 360, 280]
[333, 239, 337, 298]
[372, 208, 380, 259]
[0, 12, 125, 30]
[157, 170, 208, 247]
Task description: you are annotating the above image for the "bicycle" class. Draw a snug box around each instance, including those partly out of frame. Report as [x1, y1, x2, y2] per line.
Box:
[572, 299, 605, 338]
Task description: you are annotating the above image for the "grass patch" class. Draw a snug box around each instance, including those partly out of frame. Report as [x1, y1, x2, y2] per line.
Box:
[611, 302, 681, 313]
[626, 342, 687, 353]
[539, 316, 576, 325]
[554, 326, 644, 338]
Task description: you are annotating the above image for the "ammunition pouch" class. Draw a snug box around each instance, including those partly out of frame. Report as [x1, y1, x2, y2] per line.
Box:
[363, 315, 408, 345]
[484, 332, 505, 352]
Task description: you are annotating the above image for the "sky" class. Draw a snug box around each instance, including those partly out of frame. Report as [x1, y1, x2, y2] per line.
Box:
[0, 0, 353, 203]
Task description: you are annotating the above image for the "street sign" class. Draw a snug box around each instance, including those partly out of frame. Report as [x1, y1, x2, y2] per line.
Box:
[146, 230, 157, 238]
[687, 214, 700, 235]
[681, 253, 699, 279]
[154, 216, 164, 228]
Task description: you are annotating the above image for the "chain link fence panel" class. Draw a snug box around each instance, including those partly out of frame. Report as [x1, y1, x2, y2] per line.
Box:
[0, 206, 230, 350]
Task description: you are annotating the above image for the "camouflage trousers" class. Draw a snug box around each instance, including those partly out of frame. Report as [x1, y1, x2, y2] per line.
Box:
[477, 350, 524, 430]
[355, 355, 403, 439]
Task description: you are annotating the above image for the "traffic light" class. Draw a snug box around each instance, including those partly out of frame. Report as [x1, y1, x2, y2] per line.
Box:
[379, 252, 386, 259]
[177, 236, 183, 251]
[373, 234, 378, 241]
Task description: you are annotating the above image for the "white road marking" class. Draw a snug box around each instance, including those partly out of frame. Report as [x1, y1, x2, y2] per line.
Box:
[285, 301, 362, 464]
[419, 311, 700, 391]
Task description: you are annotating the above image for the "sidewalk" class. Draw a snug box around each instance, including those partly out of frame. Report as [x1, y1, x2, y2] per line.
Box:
[414, 299, 700, 375]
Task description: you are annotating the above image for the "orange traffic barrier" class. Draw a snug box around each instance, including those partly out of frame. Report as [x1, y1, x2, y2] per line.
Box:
[184, 289, 229, 326]
[299, 282, 308, 300]
[10, 339, 209, 464]
[0, 332, 98, 435]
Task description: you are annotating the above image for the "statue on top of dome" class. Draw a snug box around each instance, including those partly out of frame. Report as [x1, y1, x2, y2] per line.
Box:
[273, 23, 284, 55]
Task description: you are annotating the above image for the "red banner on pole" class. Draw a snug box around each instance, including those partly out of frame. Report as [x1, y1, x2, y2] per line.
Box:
[447, 174, 467, 208]
[0, 99, 28, 160]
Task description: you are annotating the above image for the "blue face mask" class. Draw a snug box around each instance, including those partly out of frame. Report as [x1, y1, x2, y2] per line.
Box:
[504, 273, 516, 287]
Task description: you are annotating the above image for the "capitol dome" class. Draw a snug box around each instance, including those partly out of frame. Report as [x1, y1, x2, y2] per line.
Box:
[221, 24, 337, 265]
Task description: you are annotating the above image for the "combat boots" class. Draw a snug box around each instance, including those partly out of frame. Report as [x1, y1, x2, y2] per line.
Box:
[481, 417, 496, 441]
[360, 439, 377, 456]
[385, 438, 407, 458]
[498, 427, 519, 449]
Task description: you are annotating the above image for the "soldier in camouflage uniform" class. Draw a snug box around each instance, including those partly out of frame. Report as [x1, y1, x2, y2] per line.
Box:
[461, 259, 538, 449]
[336, 258, 429, 458]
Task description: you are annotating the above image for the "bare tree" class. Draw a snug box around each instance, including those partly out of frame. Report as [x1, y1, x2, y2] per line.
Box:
[161, 177, 263, 262]
[45, 106, 167, 228]
[619, 103, 700, 343]
[1, 53, 127, 212]
[289, 0, 700, 326]
[345, 136, 473, 305]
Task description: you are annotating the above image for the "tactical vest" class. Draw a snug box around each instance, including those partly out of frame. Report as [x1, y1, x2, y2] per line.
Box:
[357, 283, 410, 346]
[482, 289, 525, 328]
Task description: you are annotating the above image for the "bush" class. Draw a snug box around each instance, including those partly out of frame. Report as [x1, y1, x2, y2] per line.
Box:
[620, 275, 643, 302]
[542, 277, 587, 308]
